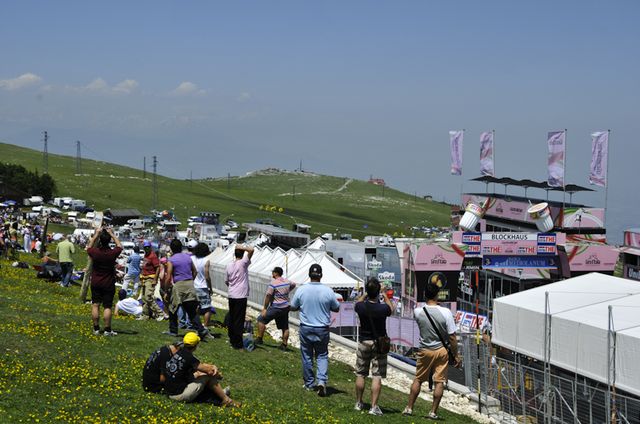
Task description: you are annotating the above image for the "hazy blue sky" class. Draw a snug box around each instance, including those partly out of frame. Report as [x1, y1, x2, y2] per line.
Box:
[2, 1, 639, 242]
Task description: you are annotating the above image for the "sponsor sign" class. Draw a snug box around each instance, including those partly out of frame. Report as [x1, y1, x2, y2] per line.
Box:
[624, 230, 640, 248]
[414, 244, 464, 271]
[460, 232, 557, 256]
[625, 265, 640, 281]
[482, 255, 557, 269]
[567, 245, 619, 271]
[378, 271, 396, 282]
[455, 311, 489, 333]
[415, 270, 459, 302]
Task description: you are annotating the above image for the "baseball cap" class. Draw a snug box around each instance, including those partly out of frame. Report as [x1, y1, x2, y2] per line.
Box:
[183, 332, 201, 347]
[187, 239, 198, 249]
[309, 263, 322, 278]
[143, 240, 152, 247]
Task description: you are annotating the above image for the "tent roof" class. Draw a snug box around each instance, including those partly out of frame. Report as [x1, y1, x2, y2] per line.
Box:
[493, 272, 640, 397]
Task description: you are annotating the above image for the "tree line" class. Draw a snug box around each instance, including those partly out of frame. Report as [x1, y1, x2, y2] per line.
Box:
[0, 163, 56, 200]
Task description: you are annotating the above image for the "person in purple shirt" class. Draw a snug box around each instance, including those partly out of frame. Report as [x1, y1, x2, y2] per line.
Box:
[224, 244, 254, 349]
[164, 239, 212, 340]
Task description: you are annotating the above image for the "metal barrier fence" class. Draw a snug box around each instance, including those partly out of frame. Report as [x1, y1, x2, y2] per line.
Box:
[459, 334, 640, 424]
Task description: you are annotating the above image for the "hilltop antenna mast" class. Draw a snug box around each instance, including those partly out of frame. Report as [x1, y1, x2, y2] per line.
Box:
[75, 141, 82, 174]
[152, 156, 158, 210]
[42, 131, 49, 174]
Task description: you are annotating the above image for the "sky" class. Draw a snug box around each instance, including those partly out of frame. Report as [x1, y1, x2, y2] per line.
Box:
[1, 1, 639, 243]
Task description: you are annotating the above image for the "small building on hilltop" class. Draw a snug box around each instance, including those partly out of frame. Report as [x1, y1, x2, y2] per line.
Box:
[104, 208, 142, 226]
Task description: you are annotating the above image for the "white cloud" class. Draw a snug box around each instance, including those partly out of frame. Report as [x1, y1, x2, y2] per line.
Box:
[113, 79, 139, 94]
[0, 73, 43, 90]
[237, 92, 251, 102]
[85, 78, 108, 91]
[170, 81, 206, 96]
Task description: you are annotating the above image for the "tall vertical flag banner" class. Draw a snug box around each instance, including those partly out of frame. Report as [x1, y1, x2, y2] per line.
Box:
[547, 130, 566, 187]
[449, 130, 464, 175]
[589, 131, 609, 187]
[479, 131, 495, 176]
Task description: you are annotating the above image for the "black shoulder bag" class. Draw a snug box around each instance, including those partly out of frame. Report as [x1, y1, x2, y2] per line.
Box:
[423, 306, 457, 365]
[365, 301, 390, 354]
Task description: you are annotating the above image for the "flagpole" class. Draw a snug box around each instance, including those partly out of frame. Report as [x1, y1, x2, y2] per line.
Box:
[562, 129, 567, 213]
[460, 129, 465, 202]
[604, 129, 611, 228]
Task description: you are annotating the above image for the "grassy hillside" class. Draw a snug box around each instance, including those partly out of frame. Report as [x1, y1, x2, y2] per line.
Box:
[0, 252, 477, 423]
[1, 142, 451, 238]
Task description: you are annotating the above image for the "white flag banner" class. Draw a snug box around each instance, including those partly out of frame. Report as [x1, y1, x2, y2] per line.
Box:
[547, 130, 566, 187]
[589, 131, 609, 187]
[449, 130, 464, 175]
[479, 131, 494, 176]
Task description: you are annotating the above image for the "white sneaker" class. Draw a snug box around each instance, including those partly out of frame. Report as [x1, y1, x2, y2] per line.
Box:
[402, 407, 413, 416]
[93, 329, 100, 335]
[369, 405, 383, 416]
[103, 330, 118, 336]
[354, 402, 364, 411]
[223, 386, 231, 397]
[155, 315, 165, 321]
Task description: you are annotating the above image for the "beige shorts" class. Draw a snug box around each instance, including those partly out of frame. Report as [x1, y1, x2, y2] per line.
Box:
[415, 347, 449, 383]
[168, 375, 220, 402]
[355, 340, 387, 378]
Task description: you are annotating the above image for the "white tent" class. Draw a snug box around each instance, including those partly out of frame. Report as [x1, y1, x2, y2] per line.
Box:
[287, 250, 361, 289]
[493, 272, 640, 397]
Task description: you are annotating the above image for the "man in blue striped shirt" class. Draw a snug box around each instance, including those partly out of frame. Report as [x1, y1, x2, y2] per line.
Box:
[256, 267, 296, 350]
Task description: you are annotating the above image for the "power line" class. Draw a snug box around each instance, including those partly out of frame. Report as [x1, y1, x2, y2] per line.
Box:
[42, 131, 48, 174]
[76, 140, 82, 174]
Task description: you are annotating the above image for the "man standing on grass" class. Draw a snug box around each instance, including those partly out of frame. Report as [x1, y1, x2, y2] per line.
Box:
[122, 245, 142, 296]
[354, 277, 393, 416]
[256, 266, 296, 350]
[403, 282, 461, 419]
[290, 264, 340, 397]
[86, 227, 122, 336]
[140, 240, 165, 321]
[224, 244, 254, 350]
[56, 234, 75, 288]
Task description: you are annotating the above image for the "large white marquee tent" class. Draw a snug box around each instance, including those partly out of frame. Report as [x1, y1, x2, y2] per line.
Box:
[492, 272, 640, 397]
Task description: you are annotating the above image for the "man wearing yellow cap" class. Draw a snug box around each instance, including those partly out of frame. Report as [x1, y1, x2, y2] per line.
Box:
[163, 332, 239, 406]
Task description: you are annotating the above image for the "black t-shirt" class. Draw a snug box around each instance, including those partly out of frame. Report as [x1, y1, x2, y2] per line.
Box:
[355, 300, 392, 341]
[163, 348, 200, 396]
[142, 345, 174, 393]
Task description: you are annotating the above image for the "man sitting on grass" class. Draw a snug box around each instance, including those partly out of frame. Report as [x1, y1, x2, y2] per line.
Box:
[142, 341, 183, 393]
[114, 289, 143, 319]
[163, 332, 239, 407]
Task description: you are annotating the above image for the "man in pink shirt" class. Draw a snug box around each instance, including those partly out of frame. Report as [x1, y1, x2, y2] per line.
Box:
[225, 244, 254, 349]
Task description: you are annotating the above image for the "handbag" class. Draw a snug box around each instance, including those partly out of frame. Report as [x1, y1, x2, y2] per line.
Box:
[365, 301, 390, 354]
[423, 306, 457, 366]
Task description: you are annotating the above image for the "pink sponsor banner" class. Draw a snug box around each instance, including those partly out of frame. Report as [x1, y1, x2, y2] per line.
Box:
[547, 130, 566, 187]
[566, 244, 619, 272]
[413, 243, 464, 271]
[589, 131, 609, 187]
[449, 130, 464, 176]
[480, 131, 495, 176]
[625, 230, 640, 248]
[461, 195, 605, 230]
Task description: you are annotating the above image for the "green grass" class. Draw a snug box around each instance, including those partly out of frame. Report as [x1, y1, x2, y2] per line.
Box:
[1, 142, 451, 239]
[0, 252, 477, 423]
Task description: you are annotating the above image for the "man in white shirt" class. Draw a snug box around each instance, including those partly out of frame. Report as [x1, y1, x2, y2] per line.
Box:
[403, 282, 461, 419]
[114, 289, 144, 318]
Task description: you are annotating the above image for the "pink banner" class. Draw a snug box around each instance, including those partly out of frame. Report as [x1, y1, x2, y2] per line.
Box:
[413, 244, 464, 271]
[449, 130, 464, 176]
[589, 131, 609, 187]
[547, 130, 566, 187]
[566, 244, 619, 272]
[480, 131, 494, 176]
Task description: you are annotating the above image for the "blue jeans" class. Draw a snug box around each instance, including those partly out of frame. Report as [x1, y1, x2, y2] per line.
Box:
[299, 325, 330, 388]
[60, 262, 73, 287]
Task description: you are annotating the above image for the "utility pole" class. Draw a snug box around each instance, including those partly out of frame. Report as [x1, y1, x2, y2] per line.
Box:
[152, 156, 158, 210]
[75, 141, 81, 174]
[299, 159, 303, 172]
[190, 170, 193, 189]
[143, 156, 146, 179]
[293, 184, 296, 201]
[42, 131, 49, 174]
[227, 172, 231, 190]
